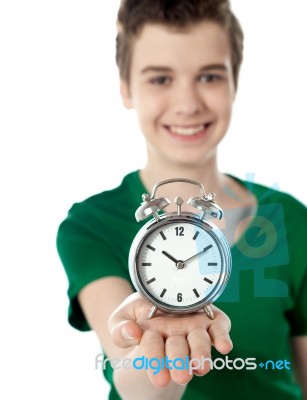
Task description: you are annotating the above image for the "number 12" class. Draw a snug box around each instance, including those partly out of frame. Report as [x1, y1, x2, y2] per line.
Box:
[175, 227, 184, 236]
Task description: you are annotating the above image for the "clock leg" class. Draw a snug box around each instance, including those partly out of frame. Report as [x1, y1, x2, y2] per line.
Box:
[204, 305, 215, 320]
[147, 305, 158, 319]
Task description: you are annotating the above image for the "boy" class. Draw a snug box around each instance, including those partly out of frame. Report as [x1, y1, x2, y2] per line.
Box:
[57, 0, 307, 399]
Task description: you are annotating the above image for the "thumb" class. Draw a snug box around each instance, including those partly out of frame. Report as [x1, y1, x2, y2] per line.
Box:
[108, 292, 152, 348]
[208, 308, 233, 355]
[110, 320, 143, 348]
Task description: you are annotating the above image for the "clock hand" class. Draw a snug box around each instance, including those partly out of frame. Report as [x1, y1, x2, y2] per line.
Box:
[161, 250, 180, 264]
[183, 244, 212, 264]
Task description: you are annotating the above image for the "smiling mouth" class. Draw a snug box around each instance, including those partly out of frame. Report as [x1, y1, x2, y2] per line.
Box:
[165, 123, 211, 136]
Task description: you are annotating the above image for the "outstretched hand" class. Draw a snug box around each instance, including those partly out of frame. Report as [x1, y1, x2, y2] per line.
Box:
[108, 292, 232, 388]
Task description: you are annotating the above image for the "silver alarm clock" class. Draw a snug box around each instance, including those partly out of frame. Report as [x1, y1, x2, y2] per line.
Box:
[128, 178, 231, 320]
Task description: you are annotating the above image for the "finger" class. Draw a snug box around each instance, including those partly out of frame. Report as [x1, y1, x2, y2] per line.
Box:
[187, 328, 212, 376]
[139, 330, 171, 388]
[165, 335, 192, 385]
[110, 320, 143, 348]
[208, 309, 233, 354]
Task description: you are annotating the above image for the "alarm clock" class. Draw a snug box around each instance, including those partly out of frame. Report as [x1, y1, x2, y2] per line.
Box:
[128, 178, 231, 320]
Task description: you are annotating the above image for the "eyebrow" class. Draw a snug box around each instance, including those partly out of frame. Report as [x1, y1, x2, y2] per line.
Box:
[200, 64, 228, 72]
[140, 64, 228, 74]
[141, 66, 172, 74]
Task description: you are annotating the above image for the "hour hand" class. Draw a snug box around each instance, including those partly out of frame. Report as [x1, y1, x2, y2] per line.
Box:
[162, 250, 179, 264]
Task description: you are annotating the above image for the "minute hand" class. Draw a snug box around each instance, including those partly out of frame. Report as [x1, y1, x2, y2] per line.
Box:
[183, 244, 212, 264]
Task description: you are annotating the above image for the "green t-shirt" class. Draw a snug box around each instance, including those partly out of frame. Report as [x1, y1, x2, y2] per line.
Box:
[56, 171, 307, 399]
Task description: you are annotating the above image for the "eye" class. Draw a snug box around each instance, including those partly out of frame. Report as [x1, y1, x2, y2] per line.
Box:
[149, 76, 171, 85]
[199, 74, 222, 83]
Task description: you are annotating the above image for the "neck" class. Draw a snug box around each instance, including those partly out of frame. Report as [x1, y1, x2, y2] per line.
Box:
[140, 152, 227, 203]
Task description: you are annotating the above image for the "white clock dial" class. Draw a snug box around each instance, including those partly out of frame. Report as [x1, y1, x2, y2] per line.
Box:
[136, 220, 225, 309]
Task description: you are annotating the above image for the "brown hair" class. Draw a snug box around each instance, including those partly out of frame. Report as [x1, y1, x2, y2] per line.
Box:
[116, 0, 244, 89]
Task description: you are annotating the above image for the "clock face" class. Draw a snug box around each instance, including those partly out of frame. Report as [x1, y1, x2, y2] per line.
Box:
[134, 218, 230, 311]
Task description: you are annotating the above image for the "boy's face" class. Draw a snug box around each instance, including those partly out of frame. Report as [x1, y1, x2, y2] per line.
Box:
[121, 21, 236, 167]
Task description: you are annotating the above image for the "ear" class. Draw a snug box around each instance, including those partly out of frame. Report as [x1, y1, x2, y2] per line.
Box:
[120, 79, 133, 109]
[230, 79, 236, 103]
[232, 89, 237, 102]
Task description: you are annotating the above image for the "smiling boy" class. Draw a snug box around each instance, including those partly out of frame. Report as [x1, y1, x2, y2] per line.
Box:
[57, 1, 307, 399]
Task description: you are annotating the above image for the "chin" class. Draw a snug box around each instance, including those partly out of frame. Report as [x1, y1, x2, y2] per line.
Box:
[168, 148, 216, 167]
[167, 156, 210, 169]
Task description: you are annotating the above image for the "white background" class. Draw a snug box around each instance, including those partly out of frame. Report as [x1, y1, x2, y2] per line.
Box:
[1, 1, 306, 399]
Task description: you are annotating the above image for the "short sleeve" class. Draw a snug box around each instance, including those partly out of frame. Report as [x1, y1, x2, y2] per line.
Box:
[287, 267, 307, 336]
[281, 194, 307, 336]
[56, 203, 130, 331]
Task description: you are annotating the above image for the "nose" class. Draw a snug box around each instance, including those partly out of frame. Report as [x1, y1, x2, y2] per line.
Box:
[173, 83, 204, 116]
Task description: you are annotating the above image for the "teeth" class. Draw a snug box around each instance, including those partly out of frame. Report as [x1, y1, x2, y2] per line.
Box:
[169, 124, 206, 136]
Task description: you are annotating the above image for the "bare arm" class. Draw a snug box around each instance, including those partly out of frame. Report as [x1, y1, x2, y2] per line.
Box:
[291, 336, 307, 399]
[78, 277, 187, 399]
[78, 276, 232, 400]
